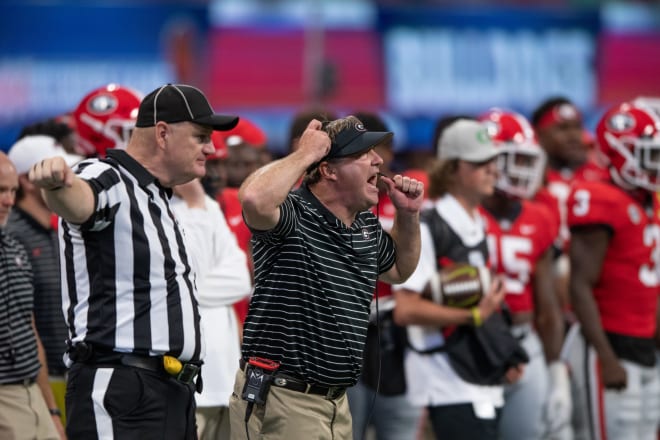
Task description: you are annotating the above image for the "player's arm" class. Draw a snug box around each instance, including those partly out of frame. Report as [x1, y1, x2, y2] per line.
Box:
[392, 279, 505, 328]
[532, 247, 565, 362]
[570, 225, 626, 389]
[534, 246, 572, 431]
[393, 288, 475, 327]
[29, 157, 94, 224]
[240, 120, 330, 231]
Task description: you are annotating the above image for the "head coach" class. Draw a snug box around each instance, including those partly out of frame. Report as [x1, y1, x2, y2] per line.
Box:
[229, 115, 425, 439]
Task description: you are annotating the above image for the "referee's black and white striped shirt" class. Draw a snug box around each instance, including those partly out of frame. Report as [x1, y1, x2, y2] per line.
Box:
[241, 184, 396, 387]
[59, 149, 202, 362]
[0, 230, 41, 383]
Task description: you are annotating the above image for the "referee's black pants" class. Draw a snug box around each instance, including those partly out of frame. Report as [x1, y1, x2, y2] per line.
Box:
[65, 362, 197, 439]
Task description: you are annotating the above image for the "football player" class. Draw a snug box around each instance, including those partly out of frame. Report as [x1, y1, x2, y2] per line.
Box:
[565, 100, 660, 440]
[531, 98, 609, 314]
[478, 109, 570, 440]
[72, 83, 143, 158]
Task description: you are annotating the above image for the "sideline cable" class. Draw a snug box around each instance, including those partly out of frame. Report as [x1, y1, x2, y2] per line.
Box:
[363, 196, 382, 437]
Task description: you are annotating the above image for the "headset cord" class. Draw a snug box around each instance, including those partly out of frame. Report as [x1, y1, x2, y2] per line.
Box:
[244, 401, 254, 440]
[364, 198, 383, 436]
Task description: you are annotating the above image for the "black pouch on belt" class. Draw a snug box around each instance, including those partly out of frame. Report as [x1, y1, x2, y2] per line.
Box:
[241, 358, 279, 405]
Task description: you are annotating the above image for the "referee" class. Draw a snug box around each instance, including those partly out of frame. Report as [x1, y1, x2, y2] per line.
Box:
[29, 84, 238, 439]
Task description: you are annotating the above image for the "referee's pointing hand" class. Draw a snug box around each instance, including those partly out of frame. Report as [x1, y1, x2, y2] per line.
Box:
[29, 156, 75, 191]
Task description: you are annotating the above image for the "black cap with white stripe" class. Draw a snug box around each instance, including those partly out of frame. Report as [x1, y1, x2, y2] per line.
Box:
[135, 84, 239, 131]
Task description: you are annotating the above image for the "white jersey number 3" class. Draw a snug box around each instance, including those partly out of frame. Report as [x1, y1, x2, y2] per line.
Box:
[573, 188, 660, 287]
[640, 224, 660, 287]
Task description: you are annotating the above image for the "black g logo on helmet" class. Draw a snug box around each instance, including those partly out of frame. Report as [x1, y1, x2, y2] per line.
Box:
[88, 94, 118, 115]
[607, 112, 635, 133]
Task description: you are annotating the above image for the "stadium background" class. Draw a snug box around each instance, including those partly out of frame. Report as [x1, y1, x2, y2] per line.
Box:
[1, 0, 659, 157]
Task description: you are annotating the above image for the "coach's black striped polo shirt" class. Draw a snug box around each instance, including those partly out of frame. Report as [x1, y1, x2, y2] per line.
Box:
[0, 230, 41, 383]
[59, 149, 202, 362]
[241, 184, 396, 387]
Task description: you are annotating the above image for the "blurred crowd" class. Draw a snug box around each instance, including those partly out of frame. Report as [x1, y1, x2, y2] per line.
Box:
[0, 81, 659, 440]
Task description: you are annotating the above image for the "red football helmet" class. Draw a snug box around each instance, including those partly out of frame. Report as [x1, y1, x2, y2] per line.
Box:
[479, 109, 547, 199]
[596, 101, 660, 192]
[218, 117, 267, 149]
[633, 96, 660, 118]
[73, 84, 143, 157]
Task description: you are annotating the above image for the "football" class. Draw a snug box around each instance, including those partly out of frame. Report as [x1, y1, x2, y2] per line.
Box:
[426, 263, 491, 308]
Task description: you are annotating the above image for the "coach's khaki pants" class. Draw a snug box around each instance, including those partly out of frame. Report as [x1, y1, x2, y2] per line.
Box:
[229, 369, 352, 439]
[0, 382, 59, 440]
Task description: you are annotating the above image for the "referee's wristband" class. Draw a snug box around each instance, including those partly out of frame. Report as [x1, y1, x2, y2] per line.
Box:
[48, 408, 62, 416]
[470, 307, 483, 327]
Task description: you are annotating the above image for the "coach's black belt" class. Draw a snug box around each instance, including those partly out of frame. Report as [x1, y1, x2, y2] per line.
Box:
[69, 343, 201, 387]
[272, 374, 346, 400]
[239, 358, 346, 400]
[2, 377, 36, 386]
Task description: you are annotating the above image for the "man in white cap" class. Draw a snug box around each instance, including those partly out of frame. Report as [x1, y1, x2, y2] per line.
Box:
[393, 119, 523, 440]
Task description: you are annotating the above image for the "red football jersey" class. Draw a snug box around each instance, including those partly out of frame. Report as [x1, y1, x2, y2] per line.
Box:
[217, 187, 253, 324]
[218, 187, 252, 255]
[536, 160, 609, 251]
[372, 191, 395, 298]
[481, 201, 558, 314]
[533, 188, 562, 240]
[567, 180, 659, 338]
[545, 160, 609, 187]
